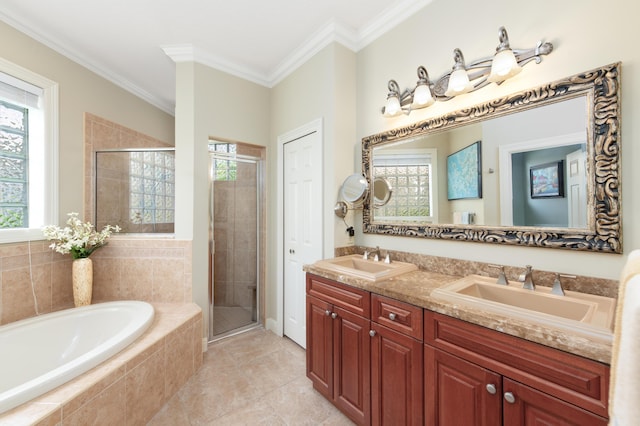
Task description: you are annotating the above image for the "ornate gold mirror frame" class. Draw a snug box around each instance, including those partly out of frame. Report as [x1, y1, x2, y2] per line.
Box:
[362, 63, 621, 253]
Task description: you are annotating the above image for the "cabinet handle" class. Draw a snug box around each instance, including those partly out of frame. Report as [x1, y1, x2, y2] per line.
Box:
[504, 392, 516, 404]
[486, 384, 497, 395]
[369, 330, 376, 337]
[388, 313, 397, 321]
[325, 310, 331, 316]
[331, 312, 338, 319]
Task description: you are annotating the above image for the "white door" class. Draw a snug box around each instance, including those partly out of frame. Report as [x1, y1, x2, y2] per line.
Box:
[283, 131, 322, 348]
[566, 149, 587, 228]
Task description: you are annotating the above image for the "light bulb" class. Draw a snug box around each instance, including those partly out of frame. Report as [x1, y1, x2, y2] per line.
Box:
[384, 95, 401, 117]
[488, 49, 522, 83]
[445, 69, 472, 96]
[412, 83, 434, 108]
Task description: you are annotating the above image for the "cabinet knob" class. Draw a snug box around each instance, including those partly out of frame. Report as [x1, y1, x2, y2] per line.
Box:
[289, 249, 295, 254]
[369, 330, 376, 337]
[331, 312, 338, 319]
[325, 310, 331, 316]
[504, 392, 516, 404]
[388, 313, 397, 321]
[486, 384, 497, 395]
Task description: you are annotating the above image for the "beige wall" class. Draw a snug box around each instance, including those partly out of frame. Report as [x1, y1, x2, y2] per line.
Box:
[174, 63, 270, 334]
[0, 21, 174, 221]
[268, 43, 357, 329]
[355, 0, 638, 280]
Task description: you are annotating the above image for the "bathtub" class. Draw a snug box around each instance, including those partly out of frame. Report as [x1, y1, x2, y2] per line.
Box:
[0, 301, 154, 414]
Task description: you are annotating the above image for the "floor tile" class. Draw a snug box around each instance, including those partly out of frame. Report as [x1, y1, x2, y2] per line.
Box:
[148, 328, 354, 425]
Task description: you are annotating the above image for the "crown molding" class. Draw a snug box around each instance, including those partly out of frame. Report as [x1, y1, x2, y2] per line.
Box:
[2, 0, 433, 110]
[356, 0, 434, 50]
[162, 44, 271, 87]
[0, 11, 175, 115]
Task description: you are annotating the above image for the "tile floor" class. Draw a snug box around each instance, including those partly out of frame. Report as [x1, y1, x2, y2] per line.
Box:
[148, 327, 355, 425]
[211, 306, 255, 337]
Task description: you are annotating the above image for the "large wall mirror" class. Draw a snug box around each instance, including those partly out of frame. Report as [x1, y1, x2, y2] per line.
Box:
[362, 63, 621, 253]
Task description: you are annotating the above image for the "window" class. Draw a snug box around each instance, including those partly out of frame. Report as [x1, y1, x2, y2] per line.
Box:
[210, 143, 237, 181]
[129, 150, 175, 224]
[373, 149, 438, 223]
[0, 100, 29, 227]
[0, 59, 58, 242]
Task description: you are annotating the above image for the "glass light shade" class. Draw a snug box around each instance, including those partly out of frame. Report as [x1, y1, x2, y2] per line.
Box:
[445, 69, 473, 96]
[488, 49, 522, 83]
[412, 83, 435, 108]
[383, 95, 402, 117]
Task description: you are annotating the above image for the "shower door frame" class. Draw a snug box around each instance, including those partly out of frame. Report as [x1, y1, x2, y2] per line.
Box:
[208, 149, 263, 341]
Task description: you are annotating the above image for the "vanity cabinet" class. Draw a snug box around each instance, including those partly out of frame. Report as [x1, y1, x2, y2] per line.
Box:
[306, 274, 371, 425]
[424, 311, 609, 425]
[306, 275, 423, 425]
[370, 295, 423, 425]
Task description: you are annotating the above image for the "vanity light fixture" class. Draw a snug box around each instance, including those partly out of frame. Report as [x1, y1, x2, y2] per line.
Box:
[381, 26, 553, 117]
[412, 66, 435, 108]
[382, 80, 404, 117]
[444, 48, 474, 96]
[487, 27, 522, 82]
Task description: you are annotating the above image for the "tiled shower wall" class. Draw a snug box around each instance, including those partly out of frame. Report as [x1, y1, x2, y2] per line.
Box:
[213, 161, 258, 310]
[0, 238, 192, 326]
[83, 112, 173, 228]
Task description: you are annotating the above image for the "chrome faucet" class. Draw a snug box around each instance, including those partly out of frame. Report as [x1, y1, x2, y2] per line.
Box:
[551, 273, 565, 296]
[522, 265, 535, 290]
[488, 264, 509, 285]
[551, 273, 576, 296]
[372, 246, 381, 262]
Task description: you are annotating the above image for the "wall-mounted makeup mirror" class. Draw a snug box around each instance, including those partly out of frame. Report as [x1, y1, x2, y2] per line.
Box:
[340, 173, 369, 205]
[362, 63, 621, 253]
[372, 177, 393, 207]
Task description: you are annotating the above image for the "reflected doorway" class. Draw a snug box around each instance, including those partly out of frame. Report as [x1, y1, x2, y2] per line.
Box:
[208, 141, 264, 341]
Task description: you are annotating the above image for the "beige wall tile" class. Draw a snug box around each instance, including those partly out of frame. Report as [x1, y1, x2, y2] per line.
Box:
[165, 325, 194, 397]
[62, 378, 126, 426]
[125, 348, 166, 425]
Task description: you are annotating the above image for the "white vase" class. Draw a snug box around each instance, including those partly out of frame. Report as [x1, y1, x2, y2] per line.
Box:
[72, 258, 93, 307]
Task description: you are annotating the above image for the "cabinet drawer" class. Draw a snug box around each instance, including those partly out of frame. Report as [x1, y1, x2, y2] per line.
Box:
[424, 311, 610, 418]
[371, 294, 423, 340]
[306, 274, 370, 317]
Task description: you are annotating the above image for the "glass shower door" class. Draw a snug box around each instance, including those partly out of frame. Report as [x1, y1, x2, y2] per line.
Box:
[209, 145, 261, 340]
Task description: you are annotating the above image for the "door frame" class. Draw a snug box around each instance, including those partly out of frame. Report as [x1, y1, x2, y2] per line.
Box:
[270, 118, 323, 337]
[498, 131, 585, 226]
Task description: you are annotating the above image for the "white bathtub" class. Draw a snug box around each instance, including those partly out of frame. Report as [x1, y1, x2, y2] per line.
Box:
[0, 301, 154, 414]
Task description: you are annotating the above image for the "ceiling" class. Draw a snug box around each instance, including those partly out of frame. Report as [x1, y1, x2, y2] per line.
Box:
[0, 0, 432, 115]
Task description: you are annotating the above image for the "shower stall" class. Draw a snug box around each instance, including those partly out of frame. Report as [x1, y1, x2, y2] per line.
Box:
[208, 142, 264, 341]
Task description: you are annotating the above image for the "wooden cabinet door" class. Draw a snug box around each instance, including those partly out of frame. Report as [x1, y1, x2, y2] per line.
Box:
[502, 378, 608, 426]
[333, 306, 371, 425]
[371, 323, 423, 426]
[306, 294, 333, 399]
[424, 345, 501, 426]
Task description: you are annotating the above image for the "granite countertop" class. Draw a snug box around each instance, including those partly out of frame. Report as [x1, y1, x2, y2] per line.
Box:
[303, 263, 612, 365]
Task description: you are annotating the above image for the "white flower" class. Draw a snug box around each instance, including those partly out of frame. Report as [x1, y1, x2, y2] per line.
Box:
[43, 213, 120, 259]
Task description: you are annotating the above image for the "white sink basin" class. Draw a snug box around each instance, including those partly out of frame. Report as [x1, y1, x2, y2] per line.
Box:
[314, 254, 417, 281]
[432, 275, 615, 342]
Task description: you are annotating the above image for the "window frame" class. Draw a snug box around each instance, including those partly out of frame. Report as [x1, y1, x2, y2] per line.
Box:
[372, 148, 438, 223]
[0, 58, 58, 243]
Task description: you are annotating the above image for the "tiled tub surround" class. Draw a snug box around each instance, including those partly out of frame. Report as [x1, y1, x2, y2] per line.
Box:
[0, 238, 192, 326]
[0, 303, 203, 425]
[306, 246, 619, 364]
[83, 112, 173, 232]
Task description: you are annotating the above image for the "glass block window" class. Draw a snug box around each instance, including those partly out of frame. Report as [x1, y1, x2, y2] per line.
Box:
[0, 100, 28, 228]
[211, 143, 237, 181]
[373, 151, 436, 222]
[129, 151, 175, 224]
[0, 63, 56, 243]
